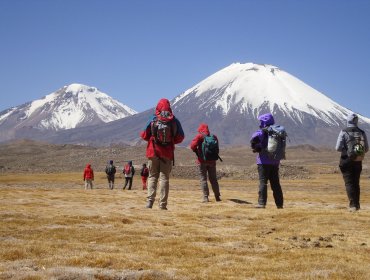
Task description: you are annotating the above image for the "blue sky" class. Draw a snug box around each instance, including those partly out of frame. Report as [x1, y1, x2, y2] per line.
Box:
[1, 0, 370, 116]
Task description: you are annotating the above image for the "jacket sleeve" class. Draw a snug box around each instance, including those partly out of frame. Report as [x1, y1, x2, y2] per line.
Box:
[190, 134, 202, 151]
[173, 117, 185, 144]
[363, 131, 369, 153]
[92, 170, 94, 180]
[140, 115, 156, 141]
[250, 130, 263, 151]
[335, 130, 345, 152]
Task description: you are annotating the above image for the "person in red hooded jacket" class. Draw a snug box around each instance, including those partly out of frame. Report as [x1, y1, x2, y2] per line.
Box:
[83, 163, 94, 190]
[140, 98, 184, 210]
[190, 123, 221, 202]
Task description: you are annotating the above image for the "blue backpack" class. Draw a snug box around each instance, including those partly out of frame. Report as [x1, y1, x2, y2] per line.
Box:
[264, 125, 287, 160]
[201, 134, 221, 161]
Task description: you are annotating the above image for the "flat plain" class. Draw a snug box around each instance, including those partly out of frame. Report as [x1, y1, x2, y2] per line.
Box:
[0, 141, 369, 279]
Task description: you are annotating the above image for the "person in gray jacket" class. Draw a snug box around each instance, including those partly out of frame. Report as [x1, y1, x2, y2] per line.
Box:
[335, 113, 368, 211]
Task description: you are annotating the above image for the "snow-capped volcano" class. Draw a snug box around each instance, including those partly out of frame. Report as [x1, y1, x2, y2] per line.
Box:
[173, 63, 369, 125]
[1, 63, 369, 147]
[170, 62, 370, 146]
[0, 83, 136, 142]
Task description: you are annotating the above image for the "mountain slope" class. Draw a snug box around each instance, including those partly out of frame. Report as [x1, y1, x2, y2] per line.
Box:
[173, 63, 368, 125]
[171, 63, 370, 146]
[2, 63, 369, 147]
[0, 84, 137, 142]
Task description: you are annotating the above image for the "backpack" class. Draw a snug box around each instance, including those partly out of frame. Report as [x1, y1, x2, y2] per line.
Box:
[124, 164, 132, 175]
[264, 125, 287, 160]
[106, 164, 116, 176]
[151, 118, 177, 146]
[343, 127, 366, 161]
[141, 167, 149, 177]
[201, 134, 220, 161]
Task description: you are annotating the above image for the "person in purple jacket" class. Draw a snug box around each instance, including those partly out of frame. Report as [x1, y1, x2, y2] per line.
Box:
[250, 113, 284, 209]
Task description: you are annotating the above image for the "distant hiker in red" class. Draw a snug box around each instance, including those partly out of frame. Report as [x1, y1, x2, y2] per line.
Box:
[190, 123, 222, 202]
[140, 163, 149, 190]
[140, 98, 185, 210]
[83, 164, 94, 190]
[123, 161, 135, 190]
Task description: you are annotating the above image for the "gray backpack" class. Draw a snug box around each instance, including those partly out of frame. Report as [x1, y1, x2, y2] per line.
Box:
[343, 127, 366, 161]
[264, 125, 287, 160]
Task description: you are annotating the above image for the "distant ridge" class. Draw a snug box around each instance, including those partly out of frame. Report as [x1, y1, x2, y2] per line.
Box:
[0, 83, 136, 142]
[1, 63, 369, 146]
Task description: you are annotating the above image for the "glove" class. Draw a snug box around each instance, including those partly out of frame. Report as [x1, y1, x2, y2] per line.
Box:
[252, 147, 262, 153]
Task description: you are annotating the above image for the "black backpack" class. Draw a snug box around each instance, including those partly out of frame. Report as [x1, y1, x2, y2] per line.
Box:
[151, 117, 177, 146]
[105, 164, 116, 176]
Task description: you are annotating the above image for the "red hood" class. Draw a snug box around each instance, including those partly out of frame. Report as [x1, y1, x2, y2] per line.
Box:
[155, 98, 174, 121]
[198, 123, 210, 135]
[86, 164, 91, 169]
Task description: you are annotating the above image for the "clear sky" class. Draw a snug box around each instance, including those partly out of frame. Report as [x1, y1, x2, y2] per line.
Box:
[1, 0, 369, 116]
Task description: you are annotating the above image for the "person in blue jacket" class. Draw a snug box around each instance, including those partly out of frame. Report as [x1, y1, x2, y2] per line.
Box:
[250, 113, 284, 209]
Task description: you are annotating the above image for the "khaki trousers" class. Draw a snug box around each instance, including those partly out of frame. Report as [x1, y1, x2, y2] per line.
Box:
[85, 179, 93, 190]
[147, 157, 172, 208]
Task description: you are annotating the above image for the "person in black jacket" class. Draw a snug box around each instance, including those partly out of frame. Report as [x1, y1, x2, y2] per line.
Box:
[105, 160, 116, 190]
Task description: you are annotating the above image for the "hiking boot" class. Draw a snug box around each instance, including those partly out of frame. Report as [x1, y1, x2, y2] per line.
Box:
[277, 206, 284, 209]
[203, 196, 209, 203]
[349, 207, 358, 212]
[146, 201, 153, 209]
[255, 204, 266, 209]
[215, 196, 222, 202]
[159, 206, 168, 210]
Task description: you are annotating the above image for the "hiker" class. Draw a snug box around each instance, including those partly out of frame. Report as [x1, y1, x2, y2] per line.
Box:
[335, 113, 368, 211]
[105, 160, 116, 190]
[123, 161, 135, 190]
[83, 163, 94, 190]
[140, 163, 149, 190]
[140, 98, 184, 210]
[190, 123, 222, 203]
[250, 113, 284, 209]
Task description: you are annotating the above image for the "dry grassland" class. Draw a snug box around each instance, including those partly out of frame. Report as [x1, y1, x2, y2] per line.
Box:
[1, 172, 370, 280]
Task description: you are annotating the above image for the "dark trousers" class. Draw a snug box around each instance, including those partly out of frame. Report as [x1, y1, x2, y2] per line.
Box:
[199, 162, 220, 198]
[107, 175, 115, 190]
[124, 177, 133, 190]
[257, 164, 284, 207]
[340, 162, 362, 209]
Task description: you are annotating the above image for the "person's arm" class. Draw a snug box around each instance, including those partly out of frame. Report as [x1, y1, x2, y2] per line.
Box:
[173, 118, 185, 144]
[190, 134, 201, 151]
[335, 131, 345, 152]
[140, 115, 155, 141]
[363, 132, 369, 153]
[250, 130, 263, 153]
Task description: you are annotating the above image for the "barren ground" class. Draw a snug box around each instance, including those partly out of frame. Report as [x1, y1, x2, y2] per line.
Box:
[0, 141, 370, 279]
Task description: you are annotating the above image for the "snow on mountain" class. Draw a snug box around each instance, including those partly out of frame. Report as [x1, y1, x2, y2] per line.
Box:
[0, 84, 137, 142]
[22, 83, 137, 130]
[173, 63, 370, 126]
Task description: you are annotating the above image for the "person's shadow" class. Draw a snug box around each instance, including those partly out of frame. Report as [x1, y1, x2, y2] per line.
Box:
[229, 199, 252, 204]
